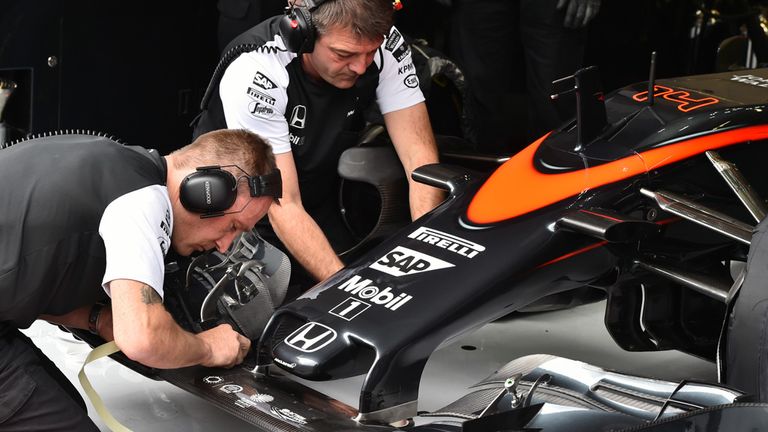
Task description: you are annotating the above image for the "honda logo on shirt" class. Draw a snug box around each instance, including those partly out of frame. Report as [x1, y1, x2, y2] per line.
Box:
[290, 105, 307, 129]
[284, 322, 337, 353]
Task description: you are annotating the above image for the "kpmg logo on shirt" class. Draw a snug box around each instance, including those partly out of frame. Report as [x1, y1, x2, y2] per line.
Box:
[398, 62, 414, 75]
[289, 105, 307, 129]
[246, 87, 276, 106]
[253, 71, 276, 90]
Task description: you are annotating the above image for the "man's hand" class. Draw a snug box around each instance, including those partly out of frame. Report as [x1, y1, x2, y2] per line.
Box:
[197, 323, 251, 368]
[110, 279, 251, 369]
[269, 152, 345, 282]
[557, 0, 601, 29]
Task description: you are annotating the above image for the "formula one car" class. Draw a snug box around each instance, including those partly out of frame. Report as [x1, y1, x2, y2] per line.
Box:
[67, 65, 768, 430]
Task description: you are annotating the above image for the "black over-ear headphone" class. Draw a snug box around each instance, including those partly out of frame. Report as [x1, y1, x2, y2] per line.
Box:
[279, 0, 328, 54]
[180, 165, 282, 219]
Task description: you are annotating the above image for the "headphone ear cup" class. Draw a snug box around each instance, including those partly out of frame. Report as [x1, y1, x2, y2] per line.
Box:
[279, 7, 316, 53]
[179, 169, 238, 216]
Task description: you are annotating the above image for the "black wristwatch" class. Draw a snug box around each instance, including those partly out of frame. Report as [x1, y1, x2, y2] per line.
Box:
[88, 303, 105, 335]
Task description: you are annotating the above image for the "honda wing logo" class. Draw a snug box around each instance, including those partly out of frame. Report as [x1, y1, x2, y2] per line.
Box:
[370, 246, 453, 277]
[290, 105, 307, 129]
[284, 322, 337, 353]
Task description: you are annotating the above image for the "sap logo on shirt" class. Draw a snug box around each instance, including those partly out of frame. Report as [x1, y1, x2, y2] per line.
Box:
[253, 72, 276, 90]
[370, 246, 453, 277]
[284, 322, 337, 353]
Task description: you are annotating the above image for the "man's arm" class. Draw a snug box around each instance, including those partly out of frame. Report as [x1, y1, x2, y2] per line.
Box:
[383, 102, 445, 219]
[109, 279, 250, 369]
[268, 152, 344, 282]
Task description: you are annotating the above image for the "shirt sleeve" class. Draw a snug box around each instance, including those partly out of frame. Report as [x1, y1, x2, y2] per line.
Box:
[220, 51, 292, 154]
[375, 26, 426, 114]
[99, 185, 172, 298]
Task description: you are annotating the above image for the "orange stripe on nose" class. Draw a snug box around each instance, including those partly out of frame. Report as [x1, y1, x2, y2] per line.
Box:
[467, 125, 768, 225]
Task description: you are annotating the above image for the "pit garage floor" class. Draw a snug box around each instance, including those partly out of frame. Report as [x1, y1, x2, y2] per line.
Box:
[23, 300, 717, 431]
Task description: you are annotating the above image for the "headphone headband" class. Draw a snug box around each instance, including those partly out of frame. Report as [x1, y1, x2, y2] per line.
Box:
[179, 165, 282, 219]
[280, 0, 403, 54]
[213, 165, 282, 200]
[301, 0, 325, 10]
[248, 169, 282, 199]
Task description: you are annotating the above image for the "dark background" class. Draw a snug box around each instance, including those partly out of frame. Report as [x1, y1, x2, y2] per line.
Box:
[0, 0, 761, 154]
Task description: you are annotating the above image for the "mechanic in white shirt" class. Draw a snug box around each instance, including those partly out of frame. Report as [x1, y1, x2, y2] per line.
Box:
[193, 0, 444, 289]
[0, 129, 279, 430]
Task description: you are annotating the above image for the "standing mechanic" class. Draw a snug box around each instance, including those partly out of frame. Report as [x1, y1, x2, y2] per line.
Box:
[193, 0, 444, 287]
[0, 129, 280, 430]
[444, 0, 601, 153]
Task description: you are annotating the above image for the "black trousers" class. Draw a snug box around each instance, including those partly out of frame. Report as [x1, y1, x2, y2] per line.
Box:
[726, 217, 768, 401]
[0, 325, 99, 431]
[449, 0, 588, 154]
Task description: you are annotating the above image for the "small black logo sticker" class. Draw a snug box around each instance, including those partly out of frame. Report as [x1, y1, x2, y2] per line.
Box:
[385, 28, 402, 52]
[393, 43, 411, 63]
[404, 74, 419, 88]
[248, 101, 274, 118]
[246, 87, 276, 105]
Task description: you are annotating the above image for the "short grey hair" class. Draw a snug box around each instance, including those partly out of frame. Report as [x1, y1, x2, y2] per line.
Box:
[291, 0, 394, 41]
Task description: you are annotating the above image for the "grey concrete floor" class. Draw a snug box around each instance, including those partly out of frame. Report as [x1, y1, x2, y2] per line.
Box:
[23, 300, 717, 431]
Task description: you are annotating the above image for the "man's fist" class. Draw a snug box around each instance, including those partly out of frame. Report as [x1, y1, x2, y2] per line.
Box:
[198, 324, 251, 368]
[557, 0, 601, 29]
